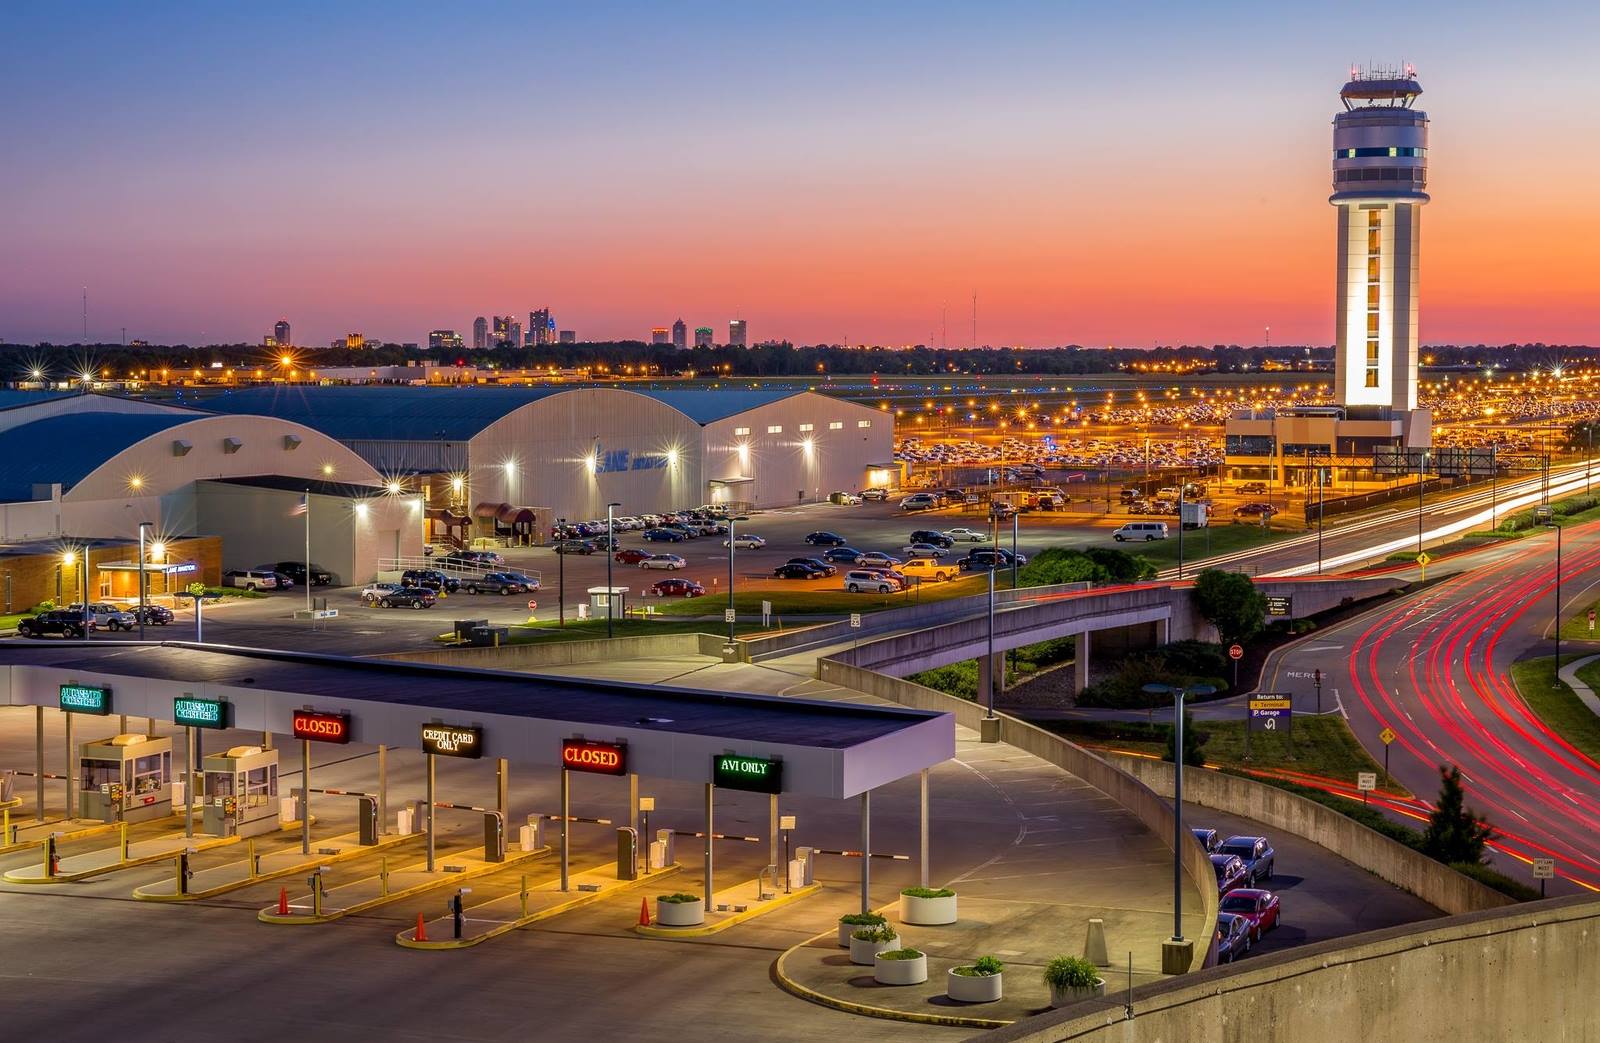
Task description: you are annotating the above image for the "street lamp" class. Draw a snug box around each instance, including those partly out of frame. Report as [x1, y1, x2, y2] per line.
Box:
[1539, 507, 1562, 680]
[726, 514, 750, 644]
[605, 502, 621, 638]
[1142, 680, 1216, 964]
[64, 547, 90, 638]
[556, 516, 566, 628]
[1417, 449, 1431, 555]
[137, 521, 154, 640]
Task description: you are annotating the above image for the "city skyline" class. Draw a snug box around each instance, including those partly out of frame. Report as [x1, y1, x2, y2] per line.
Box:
[3, 3, 1597, 348]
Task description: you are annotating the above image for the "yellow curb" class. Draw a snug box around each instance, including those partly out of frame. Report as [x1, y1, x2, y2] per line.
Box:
[2, 834, 241, 884]
[257, 846, 551, 924]
[0, 814, 184, 855]
[133, 832, 415, 901]
[769, 903, 1013, 1030]
[633, 882, 822, 939]
[397, 863, 685, 950]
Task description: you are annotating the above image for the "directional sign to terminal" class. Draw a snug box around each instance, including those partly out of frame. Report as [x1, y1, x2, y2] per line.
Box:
[1532, 858, 1556, 880]
[1379, 727, 1397, 746]
[1264, 595, 1292, 617]
[1248, 695, 1292, 732]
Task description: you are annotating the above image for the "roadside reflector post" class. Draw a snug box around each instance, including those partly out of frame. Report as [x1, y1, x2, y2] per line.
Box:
[174, 853, 187, 895]
[859, 788, 872, 916]
[520, 874, 529, 918]
[309, 868, 325, 917]
[119, 821, 129, 863]
[425, 752, 437, 873]
[380, 856, 389, 896]
[44, 834, 57, 878]
[704, 782, 715, 910]
[248, 839, 259, 878]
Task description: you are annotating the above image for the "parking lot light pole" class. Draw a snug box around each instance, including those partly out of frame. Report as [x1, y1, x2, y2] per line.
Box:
[557, 517, 566, 628]
[727, 515, 749, 645]
[1541, 510, 1562, 680]
[138, 521, 153, 640]
[605, 502, 620, 638]
[1143, 681, 1214, 957]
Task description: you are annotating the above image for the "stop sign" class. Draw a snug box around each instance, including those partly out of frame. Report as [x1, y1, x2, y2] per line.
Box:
[1228, 644, 1244, 661]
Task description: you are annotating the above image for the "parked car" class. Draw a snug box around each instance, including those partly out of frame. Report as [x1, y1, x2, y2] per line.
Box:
[273, 561, 334, 586]
[1190, 827, 1221, 852]
[829, 491, 863, 505]
[857, 551, 903, 568]
[442, 549, 504, 568]
[786, 557, 836, 576]
[1112, 521, 1170, 542]
[17, 610, 94, 638]
[378, 587, 437, 609]
[613, 548, 651, 565]
[957, 548, 1026, 571]
[989, 501, 1018, 519]
[223, 569, 279, 591]
[1220, 888, 1281, 941]
[805, 531, 849, 546]
[899, 557, 954, 583]
[1235, 481, 1268, 495]
[945, 527, 988, 543]
[861, 487, 889, 501]
[773, 562, 826, 580]
[638, 553, 687, 571]
[1214, 912, 1252, 963]
[843, 570, 901, 594]
[1233, 502, 1278, 520]
[724, 534, 766, 549]
[65, 602, 137, 631]
[903, 542, 947, 559]
[249, 568, 296, 589]
[909, 529, 955, 549]
[1211, 853, 1250, 895]
[821, 547, 861, 564]
[361, 582, 402, 602]
[462, 573, 525, 595]
[555, 539, 596, 555]
[500, 571, 541, 591]
[132, 604, 175, 626]
[650, 578, 705, 598]
[642, 527, 687, 542]
[402, 568, 459, 593]
[1217, 836, 1276, 884]
[899, 493, 939, 511]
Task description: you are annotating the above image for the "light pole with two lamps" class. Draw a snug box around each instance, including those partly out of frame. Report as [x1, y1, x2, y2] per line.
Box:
[1142, 680, 1216, 974]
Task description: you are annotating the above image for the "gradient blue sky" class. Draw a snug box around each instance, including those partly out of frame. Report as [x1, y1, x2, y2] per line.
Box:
[2, 1, 1597, 348]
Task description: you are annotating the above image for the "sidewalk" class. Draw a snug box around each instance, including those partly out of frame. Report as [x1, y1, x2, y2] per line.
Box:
[1557, 654, 1600, 717]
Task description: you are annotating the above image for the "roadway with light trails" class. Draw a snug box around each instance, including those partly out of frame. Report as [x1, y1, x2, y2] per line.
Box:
[1253, 521, 1600, 894]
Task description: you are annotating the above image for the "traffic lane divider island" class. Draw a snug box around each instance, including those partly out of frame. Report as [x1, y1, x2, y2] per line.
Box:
[258, 843, 552, 924]
[133, 829, 416, 901]
[1, 813, 185, 855]
[632, 876, 823, 940]
[3, 825, 240, 884]
[396, 861, 685, 950]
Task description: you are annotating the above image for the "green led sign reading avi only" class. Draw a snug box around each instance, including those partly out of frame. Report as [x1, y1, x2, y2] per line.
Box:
[712, 753, 782, 794]
[60, 684, 112, 716]
[173, 696, 230, 730]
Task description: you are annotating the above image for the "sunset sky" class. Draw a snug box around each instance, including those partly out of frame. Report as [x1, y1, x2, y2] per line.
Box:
[2, 1, 1597, 348]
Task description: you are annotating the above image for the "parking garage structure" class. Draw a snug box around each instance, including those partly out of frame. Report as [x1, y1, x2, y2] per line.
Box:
[1, 641, 955, 911]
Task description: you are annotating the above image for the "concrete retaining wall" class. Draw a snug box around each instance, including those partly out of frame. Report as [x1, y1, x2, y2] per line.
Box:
[985, 894, 1600, 1043]
[1111, 753, 1512, 916]
[818, 657, 1219, 972]
[378, 632, 719, 670]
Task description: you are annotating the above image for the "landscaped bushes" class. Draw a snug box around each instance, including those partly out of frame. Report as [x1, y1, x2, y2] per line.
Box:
[1076, 639, 1230, 708]
[1017, 547, 1156, 587]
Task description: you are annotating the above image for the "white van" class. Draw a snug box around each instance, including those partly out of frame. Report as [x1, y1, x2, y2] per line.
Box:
[1112, 521, 1170, 542]
[843, 570, 900, 593]
[899, 493, 938, 511]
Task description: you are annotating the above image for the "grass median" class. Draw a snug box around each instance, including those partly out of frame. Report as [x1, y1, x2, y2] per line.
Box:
[1509, 656, 1600, 762]
[1129, 522, 1297, 566]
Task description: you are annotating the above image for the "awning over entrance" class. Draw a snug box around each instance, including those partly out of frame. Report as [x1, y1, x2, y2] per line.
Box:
[472, 502, 538, 525]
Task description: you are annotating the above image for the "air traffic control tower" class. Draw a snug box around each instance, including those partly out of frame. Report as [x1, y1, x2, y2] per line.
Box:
[1223, 68, 1433, 490]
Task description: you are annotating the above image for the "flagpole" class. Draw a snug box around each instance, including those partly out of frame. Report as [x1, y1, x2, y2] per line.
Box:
[304, 491, 312, 613]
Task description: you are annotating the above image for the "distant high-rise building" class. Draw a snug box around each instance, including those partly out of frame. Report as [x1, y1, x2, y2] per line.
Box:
[671, 318, 687, 350]
[508, 320, 522, 347]
[274, 318, 292, 346]
[558, 330, 576, 344]
[429, 329, 463, 351]
[650, 327, 671, 345]
[694, 326, 714, 348]
[728, 319, 748, 347]
[345, 332, 366, 350]
[472, 316, 489, 350]
[263, 334, 278, 349]
[530, 308, 554, 346]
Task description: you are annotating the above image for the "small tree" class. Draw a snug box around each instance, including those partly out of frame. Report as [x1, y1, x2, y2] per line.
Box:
[1191, 569, 1267, 645]
[1163, 712, 1207, 767]
[1421, 765, 1494, 864]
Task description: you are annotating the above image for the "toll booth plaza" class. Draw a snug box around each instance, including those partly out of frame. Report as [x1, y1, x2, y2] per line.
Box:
[0, 642, 955, 942]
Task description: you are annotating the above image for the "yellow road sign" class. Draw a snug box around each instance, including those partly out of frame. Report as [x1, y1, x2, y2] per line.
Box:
[1379, 727, 1397, 745]
[1249, 698, 1293, 711]
[1415, 552, 1431, 566]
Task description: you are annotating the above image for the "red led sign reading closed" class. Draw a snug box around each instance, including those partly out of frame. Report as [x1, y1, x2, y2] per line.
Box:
[561, 738, 626, 775]
[292, 709, 351, 744]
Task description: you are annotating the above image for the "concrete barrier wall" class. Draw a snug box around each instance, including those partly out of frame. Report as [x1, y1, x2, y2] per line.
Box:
[985, 894, 1600, 1043]
[1111, 753, 1512, 916]
[818, 657, 1219, 972]
[379, 632, 715, 671]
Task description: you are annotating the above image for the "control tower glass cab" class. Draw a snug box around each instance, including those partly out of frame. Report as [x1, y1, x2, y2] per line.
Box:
[1331, 66, 1427, 414]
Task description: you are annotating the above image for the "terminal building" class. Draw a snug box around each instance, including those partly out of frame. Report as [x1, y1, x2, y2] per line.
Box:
[1224, 67, 1434, 489]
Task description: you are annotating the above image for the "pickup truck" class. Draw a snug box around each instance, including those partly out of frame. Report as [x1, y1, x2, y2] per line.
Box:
[898, 557, 956, 583]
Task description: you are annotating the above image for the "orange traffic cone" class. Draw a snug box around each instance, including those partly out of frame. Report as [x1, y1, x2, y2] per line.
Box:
[277, 886, 289, 916]
[638, 897, 651, 927]
[415, 912, 428, 942]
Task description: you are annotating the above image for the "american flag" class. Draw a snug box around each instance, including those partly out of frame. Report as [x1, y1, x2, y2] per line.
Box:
[292, 493, 308, 516]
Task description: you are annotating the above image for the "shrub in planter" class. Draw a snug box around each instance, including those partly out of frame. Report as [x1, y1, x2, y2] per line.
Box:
[849, 924, 901, 966]
[873, 947, 928, 986]
[947, 955, 1003, 1004]
[654, 892, 705, 927]
[899, 885, 957, 925]
[838, 911, 888, 947]
[1043, 955, 1105, 1007]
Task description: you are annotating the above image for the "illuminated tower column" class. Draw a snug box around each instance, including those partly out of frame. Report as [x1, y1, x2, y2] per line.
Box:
[1331, 67, 1428, 413]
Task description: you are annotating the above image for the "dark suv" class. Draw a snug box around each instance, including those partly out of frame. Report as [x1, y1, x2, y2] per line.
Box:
[909, 529, 955, 549]
[958, 548, 1027, 571]
[463, 572, 525, 595]
[274, 561, 335, 586]
[402, 568, 459, 593]
[17, 611, 94, 638]
[376, 587, 437, 610]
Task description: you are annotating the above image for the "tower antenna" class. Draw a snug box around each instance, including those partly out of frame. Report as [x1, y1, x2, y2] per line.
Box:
[82, 287, 87, 341]
[972, 291, 978, 348]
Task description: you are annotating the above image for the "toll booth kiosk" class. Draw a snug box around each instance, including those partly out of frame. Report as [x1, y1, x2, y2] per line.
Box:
[79, 734, 173, 823]
[201, 746, 281, 838]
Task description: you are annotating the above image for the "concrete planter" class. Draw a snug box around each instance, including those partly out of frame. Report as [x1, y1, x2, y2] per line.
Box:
[1049, 978, 1106, 1008]
[849, 932, 900, 965]
[654, 897, 705, 927]
[838, 920, 885, 947]
[946, 969, 1003, 1003]
[899, 892, 957, 925]
[873, 952, 928, 985]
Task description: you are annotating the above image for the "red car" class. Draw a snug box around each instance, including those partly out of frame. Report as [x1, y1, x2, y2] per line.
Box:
[614, 548, 651, 564]
[651, 578, 705, 598]
[1219, 888, 1280, 941]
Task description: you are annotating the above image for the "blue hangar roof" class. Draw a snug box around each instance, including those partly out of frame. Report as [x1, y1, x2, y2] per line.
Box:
[194, 385, 806, 442]
[0, 411, 198, 502]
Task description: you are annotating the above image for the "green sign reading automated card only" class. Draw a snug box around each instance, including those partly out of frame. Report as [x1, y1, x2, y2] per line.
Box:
[60, 684, 112, 715]
[712, 753, 782, 794]
[174, 696, 230, 729]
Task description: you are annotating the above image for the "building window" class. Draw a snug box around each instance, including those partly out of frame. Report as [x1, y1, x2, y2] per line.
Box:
[798, 423, 813, 432]
[1364, 210, 1382, 390]
[828, 421, 843, 430]
[767, 425, 782, 434]
[857, 420, 872, 429]
[733, 427, 750, 436]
